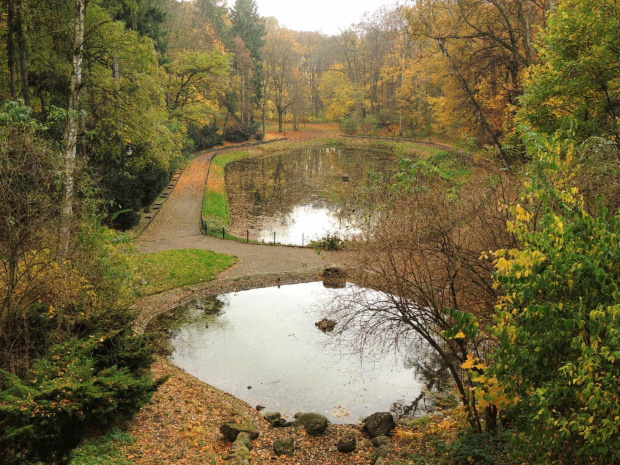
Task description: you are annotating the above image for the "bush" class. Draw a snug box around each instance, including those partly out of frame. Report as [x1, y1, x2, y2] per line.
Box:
[450, 430, 514, 465]
[310, 234, 344, 251]
[187, 123, 223, 151]
[224, 122, 259, 142]
[492, 136, 620, 464]
[340, 117, 359, 135]
[0, 334, 161, 464]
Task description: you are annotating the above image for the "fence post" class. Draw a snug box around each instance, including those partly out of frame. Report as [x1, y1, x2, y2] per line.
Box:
[222, 227, 225, 239]
[302, 233, 304, 247]
[247, 230, 249, 243]
[273, 231, 276, 245]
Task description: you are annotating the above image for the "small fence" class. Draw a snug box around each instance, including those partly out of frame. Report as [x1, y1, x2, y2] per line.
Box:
[200, 225, 325, 247]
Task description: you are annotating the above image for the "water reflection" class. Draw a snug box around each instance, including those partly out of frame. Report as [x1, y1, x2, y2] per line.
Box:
[157, 282, 430, 424]
[225, 147, 397, 245]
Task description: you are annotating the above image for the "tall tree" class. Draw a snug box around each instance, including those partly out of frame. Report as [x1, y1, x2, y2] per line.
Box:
[520, 0, 620, 142]
[58, 0, 89, 260]
[230, 0, 265, 125]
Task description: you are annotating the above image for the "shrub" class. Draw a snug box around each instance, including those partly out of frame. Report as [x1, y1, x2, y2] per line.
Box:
[340, 117, 359, 135]
[310, 234, 344, 251]
[0, 334, 161, 464]
[492, 136, 620, 464]
[187, 123, 224, 151]
[224, 122, 259, 142]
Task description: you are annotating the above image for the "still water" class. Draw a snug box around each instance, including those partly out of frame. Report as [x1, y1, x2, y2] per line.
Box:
[225, 147, 397, 245]
[165, 282, 426, 424]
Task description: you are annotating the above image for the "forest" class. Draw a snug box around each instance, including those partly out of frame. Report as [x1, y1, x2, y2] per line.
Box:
[1, 0, 620, 463]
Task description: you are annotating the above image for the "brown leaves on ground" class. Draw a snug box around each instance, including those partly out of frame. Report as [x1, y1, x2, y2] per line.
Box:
[118, 358, 464, 465]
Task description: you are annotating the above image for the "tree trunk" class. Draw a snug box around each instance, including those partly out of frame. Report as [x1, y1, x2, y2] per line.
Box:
[58, 0, 88, 261]
[7, 0, 17, 99]
[437, 39, 509, 164]
[16, 0, 30, 106]
[278, 105, 283, 132]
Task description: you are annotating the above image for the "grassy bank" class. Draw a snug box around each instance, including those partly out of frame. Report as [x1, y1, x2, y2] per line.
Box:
[132, 249, 237, 296]
[201, 150, 253, 233]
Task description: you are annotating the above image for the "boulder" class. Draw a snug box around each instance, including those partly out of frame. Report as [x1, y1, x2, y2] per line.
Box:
[371, 435, 391, 448]
[336, 434, 357, 453]
[264, 411, 289, 427]
[321, 267, 346, 289]
[274, 438, 295, 457]
[220, 422, 259, 442]
[292, 412, 329, 436]
[233, 432, 254, 451]
[264, 411, 281, 423]
[315, 318, 337, 332]
[362, 412, 396, 438]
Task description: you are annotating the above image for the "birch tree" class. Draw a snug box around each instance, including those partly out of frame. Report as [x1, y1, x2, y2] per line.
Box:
[58, 0, 89, 260]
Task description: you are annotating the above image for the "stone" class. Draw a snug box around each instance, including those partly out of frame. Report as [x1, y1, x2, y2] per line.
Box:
[256, 405, 265, 411]
[292, 412, 329, 436]
[362, 412, 396, 438]
[374, 458, 386, 465]
[314, 318, 337, 332]
[264, 411, 288, 427]
[220, 423, 259, 442]
[375, 445, 391, 458]
[233, 432, 254, 451]
[371, 435, 391, 448]
[336, 434, 357, 453]
[264, 411, 281, 422]
[274, 438, 295, 457]
[321, 267, 346, 288]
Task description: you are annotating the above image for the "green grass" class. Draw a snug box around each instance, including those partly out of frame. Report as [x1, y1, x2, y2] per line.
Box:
[70, 428, 135, 465]
[202, 151, 252, 227]
[132, 249, 237, 295]
[426, 150, 474, 180]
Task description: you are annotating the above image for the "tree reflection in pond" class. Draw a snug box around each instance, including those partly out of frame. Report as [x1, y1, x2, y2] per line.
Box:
[152, 282, 432, 424]
[225, 147, 397, 245]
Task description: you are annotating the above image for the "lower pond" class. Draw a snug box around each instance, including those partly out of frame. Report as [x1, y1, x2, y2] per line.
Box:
[158, 282, 432, 424]
[225, 147, 398, 245]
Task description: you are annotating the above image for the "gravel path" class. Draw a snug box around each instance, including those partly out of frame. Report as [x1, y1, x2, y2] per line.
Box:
[137, 149, 337, 278]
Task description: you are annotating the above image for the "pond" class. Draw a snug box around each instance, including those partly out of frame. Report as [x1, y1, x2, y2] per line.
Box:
[159, 282, 432, 424]
[225, 147, 398, 245]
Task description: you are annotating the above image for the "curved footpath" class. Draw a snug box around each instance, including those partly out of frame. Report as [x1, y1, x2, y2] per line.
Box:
[136, 146, 341, 329]
[138, 149, 336, 278]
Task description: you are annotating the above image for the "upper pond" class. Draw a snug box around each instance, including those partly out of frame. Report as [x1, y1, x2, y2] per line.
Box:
[225, 147, 398, 245]
[162, 282, 430, 424]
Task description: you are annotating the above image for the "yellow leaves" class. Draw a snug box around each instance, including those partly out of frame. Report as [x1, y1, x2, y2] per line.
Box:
[462, 353, 487, 371]
[454, 330, 467, 339]
[462, 353, 476, 370]
[514, 204, 533, 223]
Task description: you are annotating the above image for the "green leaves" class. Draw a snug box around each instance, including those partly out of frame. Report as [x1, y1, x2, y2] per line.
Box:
[520, 0, 620, 140]
[492, 137, 620, 464]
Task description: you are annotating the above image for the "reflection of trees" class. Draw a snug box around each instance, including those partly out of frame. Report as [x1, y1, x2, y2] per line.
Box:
[391, 353, 455, 419]
[327, 171, 518, 432]
[148, 297, 227, 356]
[225, 147, 396, 236]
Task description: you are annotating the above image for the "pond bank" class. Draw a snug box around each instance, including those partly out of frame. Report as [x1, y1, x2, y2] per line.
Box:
[133, 268, 326, 333]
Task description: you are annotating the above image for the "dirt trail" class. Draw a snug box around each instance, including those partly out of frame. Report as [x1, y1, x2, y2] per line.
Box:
[137, 148, 336, 278]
